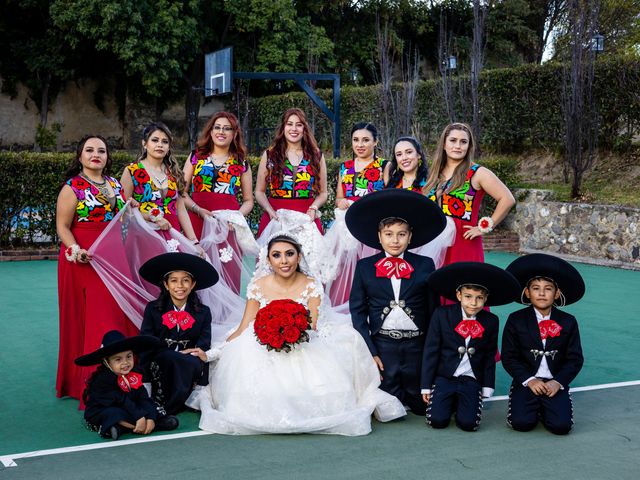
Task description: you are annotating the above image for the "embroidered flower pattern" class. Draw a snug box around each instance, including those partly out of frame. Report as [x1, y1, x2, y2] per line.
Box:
[127, 162, 178, 217]
[67, 175, 125, 222]
[340, 158, 386, 198]
[269, 158, 315, 199]
[427, 164, 481, 221]
[190, 153, 246, 195]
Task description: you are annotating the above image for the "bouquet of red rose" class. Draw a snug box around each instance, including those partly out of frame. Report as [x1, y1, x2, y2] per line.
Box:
[254, 299, 312, 352]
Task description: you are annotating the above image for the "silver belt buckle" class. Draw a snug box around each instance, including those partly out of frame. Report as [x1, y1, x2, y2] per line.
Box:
[388, 330, 403, 340]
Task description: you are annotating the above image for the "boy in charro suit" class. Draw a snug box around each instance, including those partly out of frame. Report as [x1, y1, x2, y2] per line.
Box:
[502, 253, 585, 435]
[421, 262, 519, 431]
[348, 189, 445, 414]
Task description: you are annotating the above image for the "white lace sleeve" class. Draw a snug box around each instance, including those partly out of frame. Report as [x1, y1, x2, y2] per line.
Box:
[298, 279, 324, 305]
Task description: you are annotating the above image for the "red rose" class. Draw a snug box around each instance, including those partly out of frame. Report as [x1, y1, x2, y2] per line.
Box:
[283, 326, 301, 343]
[294, 314, 309, 330]
[364, 168, 380, 181]
[270, 333, 285, 349]
[133, 168, 150, 183]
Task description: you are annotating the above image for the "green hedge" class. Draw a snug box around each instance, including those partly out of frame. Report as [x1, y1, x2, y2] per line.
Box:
[0, 153, 519, 246]
[247, 56, 640, 155]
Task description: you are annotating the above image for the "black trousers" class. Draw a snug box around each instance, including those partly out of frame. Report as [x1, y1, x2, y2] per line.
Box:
[508, 381, 574, 435]
[426, 375, 483, 431]
[372, 334, 425, 415]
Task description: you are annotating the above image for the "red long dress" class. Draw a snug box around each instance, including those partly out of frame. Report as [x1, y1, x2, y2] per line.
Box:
[427, 164, 485, 265]
[56, 176, 139, 403]
[257, 157, 323, 235]
[187, 152, 247, 293]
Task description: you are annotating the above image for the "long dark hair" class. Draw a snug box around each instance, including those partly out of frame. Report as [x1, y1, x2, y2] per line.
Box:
[424, 122, 476, 195]
[195, 111, 248, 165]
[386, 136, 428, 190]
[136, 122, 186, 193]
[266, 108, 321, 195]
[63, 135, 112, 184]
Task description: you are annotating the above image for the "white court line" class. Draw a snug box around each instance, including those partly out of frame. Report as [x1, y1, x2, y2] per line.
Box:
[3, 379, 640, 468]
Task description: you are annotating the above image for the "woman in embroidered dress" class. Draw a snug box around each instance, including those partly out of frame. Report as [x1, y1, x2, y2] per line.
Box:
[384, 136, 429, 192]
[254, 108, 328, 235]
[324, 122, 386, 307]
[424, 123, 515, 265]
[182, 112, 254, 294]
[184, 233, 405, 435]
[120, 122, 199, 243]
[56, 135, 139, 402]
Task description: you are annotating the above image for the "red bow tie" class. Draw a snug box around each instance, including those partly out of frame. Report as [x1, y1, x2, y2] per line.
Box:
[375, 257, 414, 279]
[117, 371, 143, 392]
[455, 319, 484, 339]
[162, 310, 196, 330]
[538, 319, 562, 340]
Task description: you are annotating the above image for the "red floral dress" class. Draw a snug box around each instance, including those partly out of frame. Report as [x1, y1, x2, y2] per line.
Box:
[339, 157, 386, 199]
[56, 176, 138, 404]
[427, 164, 485, 264]
[188, 152, 247, 238]
[258, 157, 322, 234]
[126, 162, 180, 230]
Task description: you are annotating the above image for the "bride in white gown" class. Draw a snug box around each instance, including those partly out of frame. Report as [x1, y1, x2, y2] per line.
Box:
[184, 232, 406, 435]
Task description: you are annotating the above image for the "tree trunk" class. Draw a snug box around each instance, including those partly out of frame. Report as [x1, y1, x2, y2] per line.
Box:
[34, 72, 51, 152]
[185, 57, 204, 152]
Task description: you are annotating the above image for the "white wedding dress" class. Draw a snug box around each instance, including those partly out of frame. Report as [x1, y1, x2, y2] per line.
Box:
[187, 277, 406, 435]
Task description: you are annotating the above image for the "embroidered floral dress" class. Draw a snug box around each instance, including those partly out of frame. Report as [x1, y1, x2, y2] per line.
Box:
[189, 278, 405, 435]
[56, 175, 138, 403]
[395, 176, 427, 193]
[427, 164, 485, 264]
[188, 153, 247, 238]
[258, 157, 322, 234]
[126, 162, 180, 229]
[339, 157, 387, 199]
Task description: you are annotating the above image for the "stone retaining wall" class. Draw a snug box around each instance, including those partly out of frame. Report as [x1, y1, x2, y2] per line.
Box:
[512, 189, 640, 270]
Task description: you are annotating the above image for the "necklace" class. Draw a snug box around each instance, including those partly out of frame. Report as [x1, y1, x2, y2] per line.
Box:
[145, 163, 167, 186]
[81, 173, 113, 199]
[287, 149, 304, 166]
[209, 153, 230, 168]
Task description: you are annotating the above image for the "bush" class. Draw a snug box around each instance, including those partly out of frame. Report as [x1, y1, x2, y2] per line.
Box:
[246, 56, 640, 156]
[0, 152, 346, 246]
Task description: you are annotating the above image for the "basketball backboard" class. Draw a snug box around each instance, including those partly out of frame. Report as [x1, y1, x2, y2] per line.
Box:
[204, 47, 233, 97]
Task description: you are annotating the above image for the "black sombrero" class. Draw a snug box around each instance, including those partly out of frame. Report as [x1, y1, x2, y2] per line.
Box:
[345, 189, 446, 249]
[139, 252, 219, 290]
[506, 253, 585, 305]
[75, 330, 161, 366]
[428, 261, 520, 306]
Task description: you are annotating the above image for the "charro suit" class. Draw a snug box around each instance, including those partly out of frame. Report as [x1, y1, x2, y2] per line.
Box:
[350, 251, 438, 414]
[501, 306, 583, 434]
[421, 305, 498, 430]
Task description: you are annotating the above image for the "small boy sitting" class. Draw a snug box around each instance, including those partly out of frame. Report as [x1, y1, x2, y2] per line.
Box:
[503, 253, 585, 435]
[421, 262, 520, 431]
[75, 330, 179, 440]
[347, 189, 445, 414]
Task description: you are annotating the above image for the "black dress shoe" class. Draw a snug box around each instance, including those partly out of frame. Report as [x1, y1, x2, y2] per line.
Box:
[155, 415, 179, 431]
